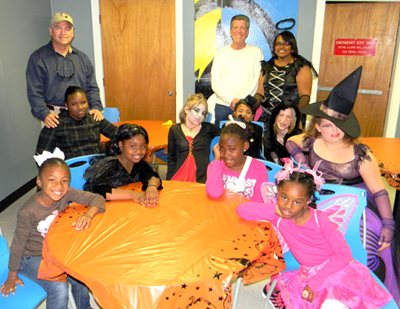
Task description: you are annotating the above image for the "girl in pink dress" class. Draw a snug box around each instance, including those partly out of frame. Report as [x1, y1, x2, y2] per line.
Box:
[206, 118, 268, 202]
[236, 159, 392, 308]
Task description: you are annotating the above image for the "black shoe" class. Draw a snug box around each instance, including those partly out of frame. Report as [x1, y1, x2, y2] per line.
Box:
[262, 284, 286, 308]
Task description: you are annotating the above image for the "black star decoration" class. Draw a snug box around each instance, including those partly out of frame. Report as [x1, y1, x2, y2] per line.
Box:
[209, 287, 213, 292]
[213, 271, 222, 279]
[218, 296, 224, 301]
[196, 286, 200, 290]
[181, 283, 187, 289]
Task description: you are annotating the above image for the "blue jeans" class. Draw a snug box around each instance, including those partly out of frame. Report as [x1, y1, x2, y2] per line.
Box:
[19, 256, 91, 309]
[214, 104, 232, 128]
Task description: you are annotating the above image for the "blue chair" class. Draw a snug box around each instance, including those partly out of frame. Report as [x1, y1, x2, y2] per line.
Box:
[209, 136, 220, 162]
[264, 184, 397, 309]
[255, 159, 282, 181]
[102, 107, 120, 123]
[0, 235, 47, 309]
[65, 155, 97, 191]
[152, 149, 168, 164]
[205, 112, 212, 123]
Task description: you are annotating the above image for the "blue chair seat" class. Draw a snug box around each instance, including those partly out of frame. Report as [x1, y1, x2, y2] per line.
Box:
[0, 236, 47, 308]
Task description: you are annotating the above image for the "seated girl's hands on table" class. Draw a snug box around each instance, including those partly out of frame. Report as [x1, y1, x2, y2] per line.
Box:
[73, 214, 94, 230]
[144, 186, 159, 207]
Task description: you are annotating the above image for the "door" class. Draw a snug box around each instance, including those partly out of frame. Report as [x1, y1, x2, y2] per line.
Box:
[100, 0, 176, 121]
[318, 2, 400, 137]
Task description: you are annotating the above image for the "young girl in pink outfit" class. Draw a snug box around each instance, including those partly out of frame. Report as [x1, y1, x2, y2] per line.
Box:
[236, 159, 392, 309]
[206, 118, 268, 202]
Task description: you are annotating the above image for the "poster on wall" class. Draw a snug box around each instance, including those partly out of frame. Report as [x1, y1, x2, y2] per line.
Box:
[194, 0, 300, 99]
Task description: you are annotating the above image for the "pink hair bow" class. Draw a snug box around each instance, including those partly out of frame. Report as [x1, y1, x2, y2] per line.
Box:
[275, 158, 325, 191]
[304, 160, 325, 191]
[225, 115, 246, 129]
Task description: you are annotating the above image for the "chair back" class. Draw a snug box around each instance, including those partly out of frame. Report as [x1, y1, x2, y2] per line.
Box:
[65, 154, 97, 191]
[317, 184, 367, 265]
[102, 107, 120, 122]
[255, 159, 282, 181]
[209, 136, 220, 162]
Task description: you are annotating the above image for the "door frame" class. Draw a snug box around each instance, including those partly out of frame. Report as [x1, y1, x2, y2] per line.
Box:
[312, 0, 400, 137]
[90, 0, 184, 122]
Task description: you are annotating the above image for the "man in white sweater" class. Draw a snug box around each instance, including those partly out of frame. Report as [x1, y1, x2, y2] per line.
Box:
[211, 15, 264, 127]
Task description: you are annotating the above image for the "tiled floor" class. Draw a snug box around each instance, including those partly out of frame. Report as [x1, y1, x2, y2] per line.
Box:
[0, 164, 271, 309]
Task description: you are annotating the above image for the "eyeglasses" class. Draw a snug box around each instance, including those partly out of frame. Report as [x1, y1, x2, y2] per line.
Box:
[275, 41, 291, 47]
[56, 57, 75, 80]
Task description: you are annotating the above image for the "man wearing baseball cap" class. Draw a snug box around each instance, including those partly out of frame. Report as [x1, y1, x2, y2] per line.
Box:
[26, 12, 104, 128]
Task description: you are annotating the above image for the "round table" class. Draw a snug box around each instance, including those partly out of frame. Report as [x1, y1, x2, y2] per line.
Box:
[39, 182, 285, 309]
[100, 120, 172, 162]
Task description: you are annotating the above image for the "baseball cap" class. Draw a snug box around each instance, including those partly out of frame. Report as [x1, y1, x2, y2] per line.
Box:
[50, 12, 74, 27]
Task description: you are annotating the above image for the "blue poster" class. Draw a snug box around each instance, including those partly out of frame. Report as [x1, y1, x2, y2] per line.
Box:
[195, 0, 299, 98]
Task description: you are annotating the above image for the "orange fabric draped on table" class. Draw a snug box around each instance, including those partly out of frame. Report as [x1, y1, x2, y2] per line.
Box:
[100, 120, 172, 162]
[361, 137, 400, 190]
[38, 181, 285, 309]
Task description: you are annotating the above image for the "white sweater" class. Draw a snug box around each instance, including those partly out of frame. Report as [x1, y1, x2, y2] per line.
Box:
[211, 44, 263, 107]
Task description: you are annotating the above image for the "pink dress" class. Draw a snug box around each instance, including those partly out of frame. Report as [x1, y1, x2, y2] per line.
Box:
[236, 203, 393, 308]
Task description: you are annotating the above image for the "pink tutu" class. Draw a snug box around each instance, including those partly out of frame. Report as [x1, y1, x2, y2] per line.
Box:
[275, 259, 392, 309]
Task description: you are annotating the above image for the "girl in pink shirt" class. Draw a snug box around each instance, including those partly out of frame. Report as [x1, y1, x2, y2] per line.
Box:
[236, 159, 392, 309]
[206, 118, 268, 202]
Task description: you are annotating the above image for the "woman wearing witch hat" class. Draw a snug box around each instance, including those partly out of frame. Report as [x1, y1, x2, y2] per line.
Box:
[286, 66, 400, 302]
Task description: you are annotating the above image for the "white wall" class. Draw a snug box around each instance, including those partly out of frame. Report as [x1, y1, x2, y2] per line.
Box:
[0, 0, 51, 201]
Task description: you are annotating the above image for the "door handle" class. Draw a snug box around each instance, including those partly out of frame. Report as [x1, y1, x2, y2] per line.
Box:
[318, 86, 382, 95]
[168, 91, 174, 96]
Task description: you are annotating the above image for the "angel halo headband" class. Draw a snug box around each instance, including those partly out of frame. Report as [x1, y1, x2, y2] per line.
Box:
[225, 115, 246, 129]
[33, 147, 65, 166]
[275, 158, 325, 191]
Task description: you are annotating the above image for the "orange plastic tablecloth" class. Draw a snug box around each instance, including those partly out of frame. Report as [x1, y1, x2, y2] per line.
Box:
[100, 120, 172, 162]
[39, 181, 285, 309]
[362, 137, 400, 190]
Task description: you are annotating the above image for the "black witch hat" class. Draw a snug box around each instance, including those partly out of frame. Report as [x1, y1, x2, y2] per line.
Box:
[300, 66, 362, 138]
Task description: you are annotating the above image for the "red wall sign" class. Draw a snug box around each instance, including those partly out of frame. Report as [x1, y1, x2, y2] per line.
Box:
[334, 38, 377, 56]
